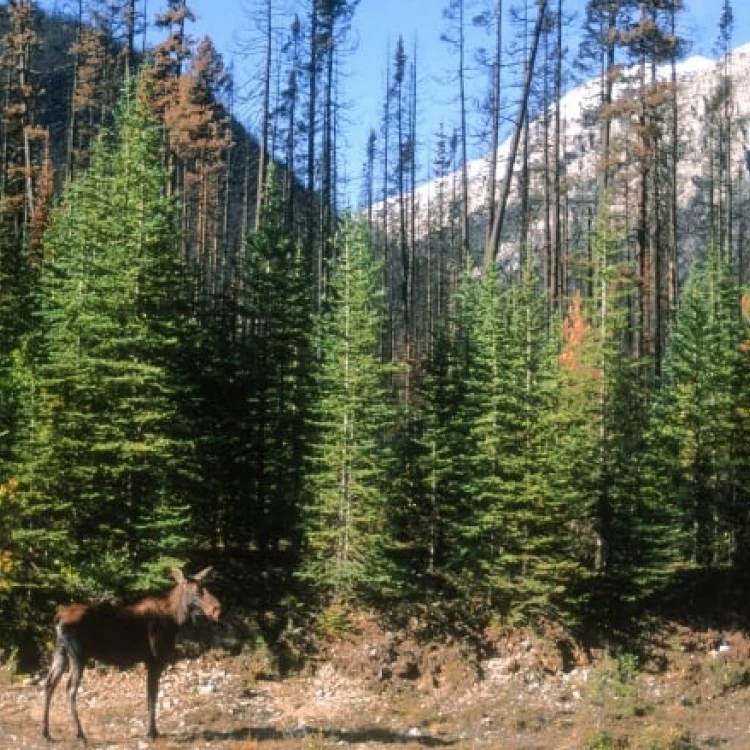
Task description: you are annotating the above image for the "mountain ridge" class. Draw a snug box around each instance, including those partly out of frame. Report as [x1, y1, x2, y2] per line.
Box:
[373, 43, 750, 271]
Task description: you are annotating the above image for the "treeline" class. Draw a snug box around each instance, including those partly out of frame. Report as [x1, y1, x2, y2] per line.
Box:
[364, 0, 749, 380]
[1, 0, 750, 666]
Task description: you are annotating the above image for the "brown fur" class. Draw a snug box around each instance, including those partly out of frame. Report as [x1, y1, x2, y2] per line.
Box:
[41, 567, 221, 741]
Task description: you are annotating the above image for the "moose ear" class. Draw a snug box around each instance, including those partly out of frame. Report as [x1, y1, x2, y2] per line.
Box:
[171, 568, 186, 584]
[192, 566, 213, 582]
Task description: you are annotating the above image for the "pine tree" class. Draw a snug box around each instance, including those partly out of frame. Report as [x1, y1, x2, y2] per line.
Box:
[240, 174, 313, 557]
[652, 244, 742, 567]
[450, 267, 583, 621]
[395, 318, 471, 596]
[406, 266, 578, 622]
[544, 208, 682, 622]
[191, 171, 313, 567]
[729, 293, 750, 566]
[449, 269, 522, 603]
[300, 219, 396, 603]
[583, 227, 681, 609]
[476, 269, 580, 621]
[20, 81, 195, 596]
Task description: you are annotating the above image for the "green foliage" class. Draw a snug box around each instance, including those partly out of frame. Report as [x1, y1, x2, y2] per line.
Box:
[316, 600, 355, 640]
[547, 208, 683, 620]
[299, 219, 398, 602]
[19, 80, 195, 598]
[190, 170, 313, 568]
[408, 265, 586, 623]
[458, 266, 577, 618]
[479, 268, 581, 622]
[0, 480, 19, 629]
[384, 315, 471, 601]
[652, 243, 746, 567]
[0, 64, 749, 660]
[404, 303, 475, 594]
[583, 730, 620, 750]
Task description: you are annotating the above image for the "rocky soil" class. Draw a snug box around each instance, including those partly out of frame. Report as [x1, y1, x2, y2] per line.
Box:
[3, 616, 750, 749]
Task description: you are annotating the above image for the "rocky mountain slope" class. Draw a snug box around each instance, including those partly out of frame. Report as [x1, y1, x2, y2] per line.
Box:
[376, 44, 750, 269]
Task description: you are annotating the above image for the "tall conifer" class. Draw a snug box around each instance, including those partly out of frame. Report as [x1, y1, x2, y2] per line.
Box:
[300, 219, 396, 602]
[21, 81, 195, 595]
[651, 245, 742, 567]
[192, 172, 313, 563]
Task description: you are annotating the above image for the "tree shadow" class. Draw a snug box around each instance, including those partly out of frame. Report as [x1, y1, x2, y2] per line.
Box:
[175, 725, 458, 746]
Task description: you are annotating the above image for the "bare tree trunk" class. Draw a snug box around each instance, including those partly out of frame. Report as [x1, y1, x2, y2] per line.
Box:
[306, 5, 319, 298]
[394, 38, 408, 362]
[543, 28, 553, 296]
[255, 0, 273, 230]
[284, 15, 301, 230]
[409, 51, 417, 360]
[598, 3, 617, 199]
[484, 0, 503, 257]
[381, 49, 393, 362]
[457, 0, 470, 266]
[669, 13, 678, 313]
[484, 0, 549, 269]
[321, 16, 336, 270]
[124, 0, 136, 78]
[519, 0, 532, 268]
[553, 0, 564, 307]
[285, 68, 298, 228]
[366, 130, 376, 231]
[66, 0, 84, 181]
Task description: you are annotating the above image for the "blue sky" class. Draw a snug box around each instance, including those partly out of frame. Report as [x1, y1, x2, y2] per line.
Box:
[41, 0, 750, 202]
[183, 0, 750, 204]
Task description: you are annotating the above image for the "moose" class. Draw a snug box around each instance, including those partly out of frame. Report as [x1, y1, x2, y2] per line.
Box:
[41, 567, 221, 742]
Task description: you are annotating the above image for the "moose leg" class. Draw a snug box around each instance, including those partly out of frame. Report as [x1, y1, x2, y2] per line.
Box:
[41, 643, 68, 740]
[66, 656, 86, 741]
[145, 664, 162, 739]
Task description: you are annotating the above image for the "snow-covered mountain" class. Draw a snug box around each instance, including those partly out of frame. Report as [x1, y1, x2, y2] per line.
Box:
[373, 43, 750, 268]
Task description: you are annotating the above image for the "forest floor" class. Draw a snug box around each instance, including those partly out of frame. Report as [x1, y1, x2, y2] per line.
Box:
[4, 612, 750, 749]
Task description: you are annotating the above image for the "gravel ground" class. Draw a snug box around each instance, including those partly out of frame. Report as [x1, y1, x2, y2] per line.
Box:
[3, 623, 750, 748]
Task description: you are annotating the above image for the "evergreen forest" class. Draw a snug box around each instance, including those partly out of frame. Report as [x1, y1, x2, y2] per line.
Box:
[1, 0, 750, 667]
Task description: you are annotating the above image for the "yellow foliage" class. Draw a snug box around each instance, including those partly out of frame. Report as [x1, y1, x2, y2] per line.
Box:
[739, 294, 750, 352]
[0, 550, 12, 590]
[0, 480, 18, 591]
[741, 293, 750, 323]
[0, 478, 18, 500]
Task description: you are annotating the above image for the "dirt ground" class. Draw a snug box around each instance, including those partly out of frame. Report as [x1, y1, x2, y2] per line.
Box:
[3, 617, 750, 749]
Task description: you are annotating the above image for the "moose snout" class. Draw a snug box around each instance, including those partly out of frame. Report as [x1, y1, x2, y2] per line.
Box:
[203, 597, 221, 621]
